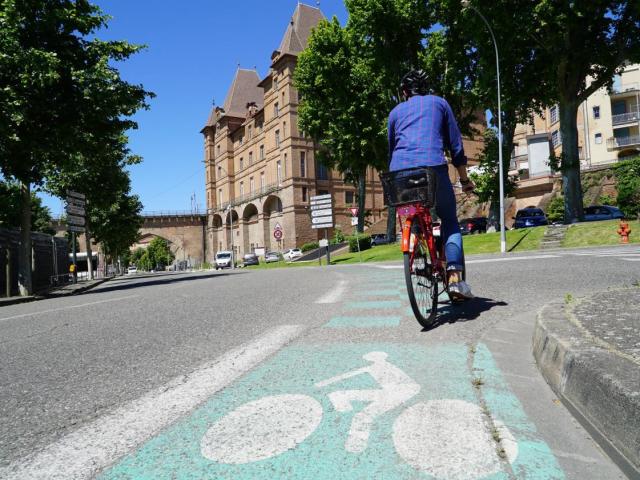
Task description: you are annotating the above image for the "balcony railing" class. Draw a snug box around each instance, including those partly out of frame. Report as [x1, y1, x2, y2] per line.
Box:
[612, 82, 639, 94]
[611, 110, 640, 126]
[607, 135, 640, 149]
[215, 181, 283, 212]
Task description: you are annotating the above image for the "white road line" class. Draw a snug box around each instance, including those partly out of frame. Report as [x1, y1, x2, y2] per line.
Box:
[466, 254, 560, 264]
[622, 258, 640, 262]
[0, 295, 140, 323]
[0, 324, 305, 480]
[316, 279, 348, 303]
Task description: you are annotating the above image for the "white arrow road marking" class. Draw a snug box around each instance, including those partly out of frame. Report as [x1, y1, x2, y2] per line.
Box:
[315, 279, 347, 304]
[201, 394, 323, 464]
[0, 324, 305, 480]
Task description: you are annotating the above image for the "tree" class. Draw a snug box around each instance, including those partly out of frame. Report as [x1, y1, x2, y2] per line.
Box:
[0, 181, 54, 235]
[527, 1, 640, 223]
[145, 237, 175, 270]
[0, 0, 152, 295]
[613, 156, 640, 219]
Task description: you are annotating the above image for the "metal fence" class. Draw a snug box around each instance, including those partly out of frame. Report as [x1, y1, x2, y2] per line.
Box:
[0, 228, 69, 297]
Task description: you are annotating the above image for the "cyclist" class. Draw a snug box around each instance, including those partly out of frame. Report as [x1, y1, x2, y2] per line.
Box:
[388, 69, 475, 300]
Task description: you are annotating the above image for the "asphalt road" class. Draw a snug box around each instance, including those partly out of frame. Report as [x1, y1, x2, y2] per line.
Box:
[0, 244, 639, 479]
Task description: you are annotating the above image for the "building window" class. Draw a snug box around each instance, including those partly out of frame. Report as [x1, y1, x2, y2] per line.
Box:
[318, 189, 329, 195]
[274, 102, 279, 117]
[284, 153, 287, 177]
[274, 77, 279, 91]
[595, 132, 603, 144]
[345, 191, 355, 204]
[282, 91, 285, 107]
[593, 106, 600, 119]
[218, 188, 223, 203]
[283, 121, 287, 137]
[239, 157, 244, 170]
[217, 165, 222, 177]
[216, 145, 221, 156]
[302, 187, 308, 202]
[259, 145, 264, 160]
[260, 172, 265, 189]
[316, 162, 329, 180]
[248, 126, 252, 139]
[239, 134, 244, 146]
[550, 105, 559, 124]
[249, 151, 253, 164]
[240, 181, 244, 196]
[277, 160, 282, 184]
[300, 152, 306, 177]
[551, 130, 561, 147]
[275, 130, 280, 148]
[250, 176, 255, 193]
[257, 121, 263, 133]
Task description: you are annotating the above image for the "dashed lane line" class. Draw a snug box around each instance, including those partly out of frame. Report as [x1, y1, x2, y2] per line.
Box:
[0, 324, 306, 480]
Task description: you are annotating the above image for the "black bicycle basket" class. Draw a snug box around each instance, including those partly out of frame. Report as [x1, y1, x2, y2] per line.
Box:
[380, 167, 437, 207]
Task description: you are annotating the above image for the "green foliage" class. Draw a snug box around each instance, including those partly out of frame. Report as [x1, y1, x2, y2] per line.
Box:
[333, 228, 346, 244]
[145, 237, 174, 269]
[613, 156, 640, 218]
[348, 234, 372, 252]
[301, 241, 319, 253]
[546, 196, 565, 223]
[597, 195, 617, 206]
[0, 181, 54, 235]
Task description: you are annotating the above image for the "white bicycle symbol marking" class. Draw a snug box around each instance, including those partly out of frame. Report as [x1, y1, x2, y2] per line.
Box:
[201, 351, 518, 479]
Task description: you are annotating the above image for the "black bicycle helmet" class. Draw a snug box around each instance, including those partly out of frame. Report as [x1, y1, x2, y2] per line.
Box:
[400, 69, 429, 97]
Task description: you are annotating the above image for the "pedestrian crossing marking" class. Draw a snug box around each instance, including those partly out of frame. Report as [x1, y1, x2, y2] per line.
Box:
[325, 316, 402, 328]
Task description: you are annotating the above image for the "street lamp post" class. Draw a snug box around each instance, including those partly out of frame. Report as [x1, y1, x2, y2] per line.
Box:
[226, 204, 235, 269]
[461, 0, 506, 254]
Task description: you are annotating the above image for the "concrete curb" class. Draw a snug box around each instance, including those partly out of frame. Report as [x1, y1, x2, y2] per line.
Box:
[42, 277, 111, 298]
[0, 295, 37, 307]
[533, 301, 640, 478]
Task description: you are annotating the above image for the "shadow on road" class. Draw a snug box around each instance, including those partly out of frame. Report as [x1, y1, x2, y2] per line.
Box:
[83, 271, 239, 295]
[425, 296, 508, 331]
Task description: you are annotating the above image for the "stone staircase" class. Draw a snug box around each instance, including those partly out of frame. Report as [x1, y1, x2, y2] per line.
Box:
[540, 224, 569, 249]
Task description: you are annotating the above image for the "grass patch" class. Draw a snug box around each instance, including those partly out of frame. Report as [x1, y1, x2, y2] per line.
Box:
[562, 219, 640, 248]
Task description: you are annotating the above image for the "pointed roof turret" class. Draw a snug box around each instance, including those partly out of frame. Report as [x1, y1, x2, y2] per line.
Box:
[221, 68, 263, 119]
[276, 3, 325, 57]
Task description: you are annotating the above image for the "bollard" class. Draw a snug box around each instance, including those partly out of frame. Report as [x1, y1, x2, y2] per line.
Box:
[5, 249, 11, 298]
[617, 220, 631, 244]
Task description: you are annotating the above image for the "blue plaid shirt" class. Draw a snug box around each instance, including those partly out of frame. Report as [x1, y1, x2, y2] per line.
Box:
[388, 95, 467, 171]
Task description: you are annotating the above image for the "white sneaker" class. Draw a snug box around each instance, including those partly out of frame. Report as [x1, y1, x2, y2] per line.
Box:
[449, 280, 474, 300]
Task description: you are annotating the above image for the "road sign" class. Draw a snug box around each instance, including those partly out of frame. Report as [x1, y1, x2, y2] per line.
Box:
[319, 239, 329, 247]
[67, 225, 85, 233]
[66, 197, 86, 208]
[311, 204, 334, 211]
[310, 194, 331, 201]
[274, 223, 283, 231]
[274, 229, 283, 240]
[312, 222, 333, 229]
[66, 190, 86, 200]
[66, 205, 85, 216]
[351, 217, 358, 226]
[311, 209, 333, 218]
[310, 200, 332, 208]
[67, 215, 86, 226]
[312, 216, 333, 224]
[350, 207, 359, 216]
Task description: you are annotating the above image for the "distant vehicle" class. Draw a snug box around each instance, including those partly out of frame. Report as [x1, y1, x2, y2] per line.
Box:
[265, 252, 280, 263]
[215, 251, 233, 270]
[460, 217, 488, 235]
[584, 205, 624, 222]
[283, 248, 303, 261]
[371, 233, 391, 246]
[513, 207, 548, 229]
[242, 253, 259, 266]
[126, 265, 137, 275]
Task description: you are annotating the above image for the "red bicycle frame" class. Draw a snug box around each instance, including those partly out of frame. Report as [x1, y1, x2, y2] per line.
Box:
[397, 203, 447, 287]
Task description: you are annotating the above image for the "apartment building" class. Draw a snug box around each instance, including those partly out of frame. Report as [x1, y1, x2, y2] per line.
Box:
[201, 4, 386, 259]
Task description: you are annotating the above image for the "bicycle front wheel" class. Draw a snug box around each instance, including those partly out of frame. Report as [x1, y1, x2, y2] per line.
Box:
[404, 239, 438, 329]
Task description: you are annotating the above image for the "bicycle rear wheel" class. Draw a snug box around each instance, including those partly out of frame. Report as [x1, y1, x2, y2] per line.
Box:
[404, 230, 438, 329]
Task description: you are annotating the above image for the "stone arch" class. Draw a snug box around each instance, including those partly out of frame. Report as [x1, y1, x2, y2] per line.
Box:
[241, 203, 261, 253]
[224, 209, 239, 252]
[262, 195, 284, 252]
[263, 195, 283, 217]
[209, 214, 224, 256]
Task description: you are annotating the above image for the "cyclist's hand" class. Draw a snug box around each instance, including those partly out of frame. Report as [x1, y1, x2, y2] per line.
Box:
[461, 179, 476, 193]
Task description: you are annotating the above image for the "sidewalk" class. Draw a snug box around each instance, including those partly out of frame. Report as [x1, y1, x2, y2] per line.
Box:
[0, 277, 111, 307]
[533, 288, 640, 478]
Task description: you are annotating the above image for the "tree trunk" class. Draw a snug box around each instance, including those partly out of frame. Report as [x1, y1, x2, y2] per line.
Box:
[386, 206, 396, 243]
[18, 181, 32, 296]
[357, 172, 366, 233]
[84, 210, 93, 280]
[559, 99, 584, 223]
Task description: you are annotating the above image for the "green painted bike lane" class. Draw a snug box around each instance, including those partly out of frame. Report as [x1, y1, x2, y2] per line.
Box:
[100, 271, 565, 479]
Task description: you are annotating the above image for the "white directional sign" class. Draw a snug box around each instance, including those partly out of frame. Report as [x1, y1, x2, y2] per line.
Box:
[66, 205, 85, 216]
[310, 194, 333, 229]
[319, 239, 329, 247]
[310, 194, 332, 201]
[67, 215, 85, 227]
[312, 216, 333, 225]
[66, 190, 86, 200]
[67, 225, 86, 233]
[66, 197, 86, 208]
[311, 209, 333, 217]
[351, 217, 358, 226]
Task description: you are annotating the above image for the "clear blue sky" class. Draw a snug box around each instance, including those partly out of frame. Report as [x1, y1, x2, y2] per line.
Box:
[42, 1, 348, 216]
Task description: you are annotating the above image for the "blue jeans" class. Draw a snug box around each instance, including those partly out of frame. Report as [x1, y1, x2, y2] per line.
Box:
[432, 165, 464, 271]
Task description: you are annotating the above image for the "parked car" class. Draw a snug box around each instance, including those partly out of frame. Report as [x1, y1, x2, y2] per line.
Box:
[214, 251, 233, 269]
[126, 265, 137, 275]
[513, 207, 548, 229]
[265, 251, 281, 263]
[283, 248, 303, 261]
[459, 217, 488, 235]
[584, 205, 624, 222]
[371, 233, 391, 246]
[242, 253, 259, 266]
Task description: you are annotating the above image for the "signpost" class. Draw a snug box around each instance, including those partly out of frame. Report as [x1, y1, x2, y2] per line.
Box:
[66, 191, 86, 284]
[310, 194, 333, 265]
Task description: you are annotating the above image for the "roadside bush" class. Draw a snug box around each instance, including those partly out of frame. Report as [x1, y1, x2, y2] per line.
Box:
[546, 196, 565, 223]
[348, 234, 371, 252]
[333, 228, 346, 244]
[613, 157, 640, 218]
[301, 241, 319, 253]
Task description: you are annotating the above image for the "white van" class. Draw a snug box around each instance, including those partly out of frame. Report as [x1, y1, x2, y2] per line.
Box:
[215, 251, 233, 270]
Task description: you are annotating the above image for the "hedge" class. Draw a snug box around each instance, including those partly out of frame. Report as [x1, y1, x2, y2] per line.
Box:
[348, 234, 371, 253]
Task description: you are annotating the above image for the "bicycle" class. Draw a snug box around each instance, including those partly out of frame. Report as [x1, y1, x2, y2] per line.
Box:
[380, 167, 466, 329]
